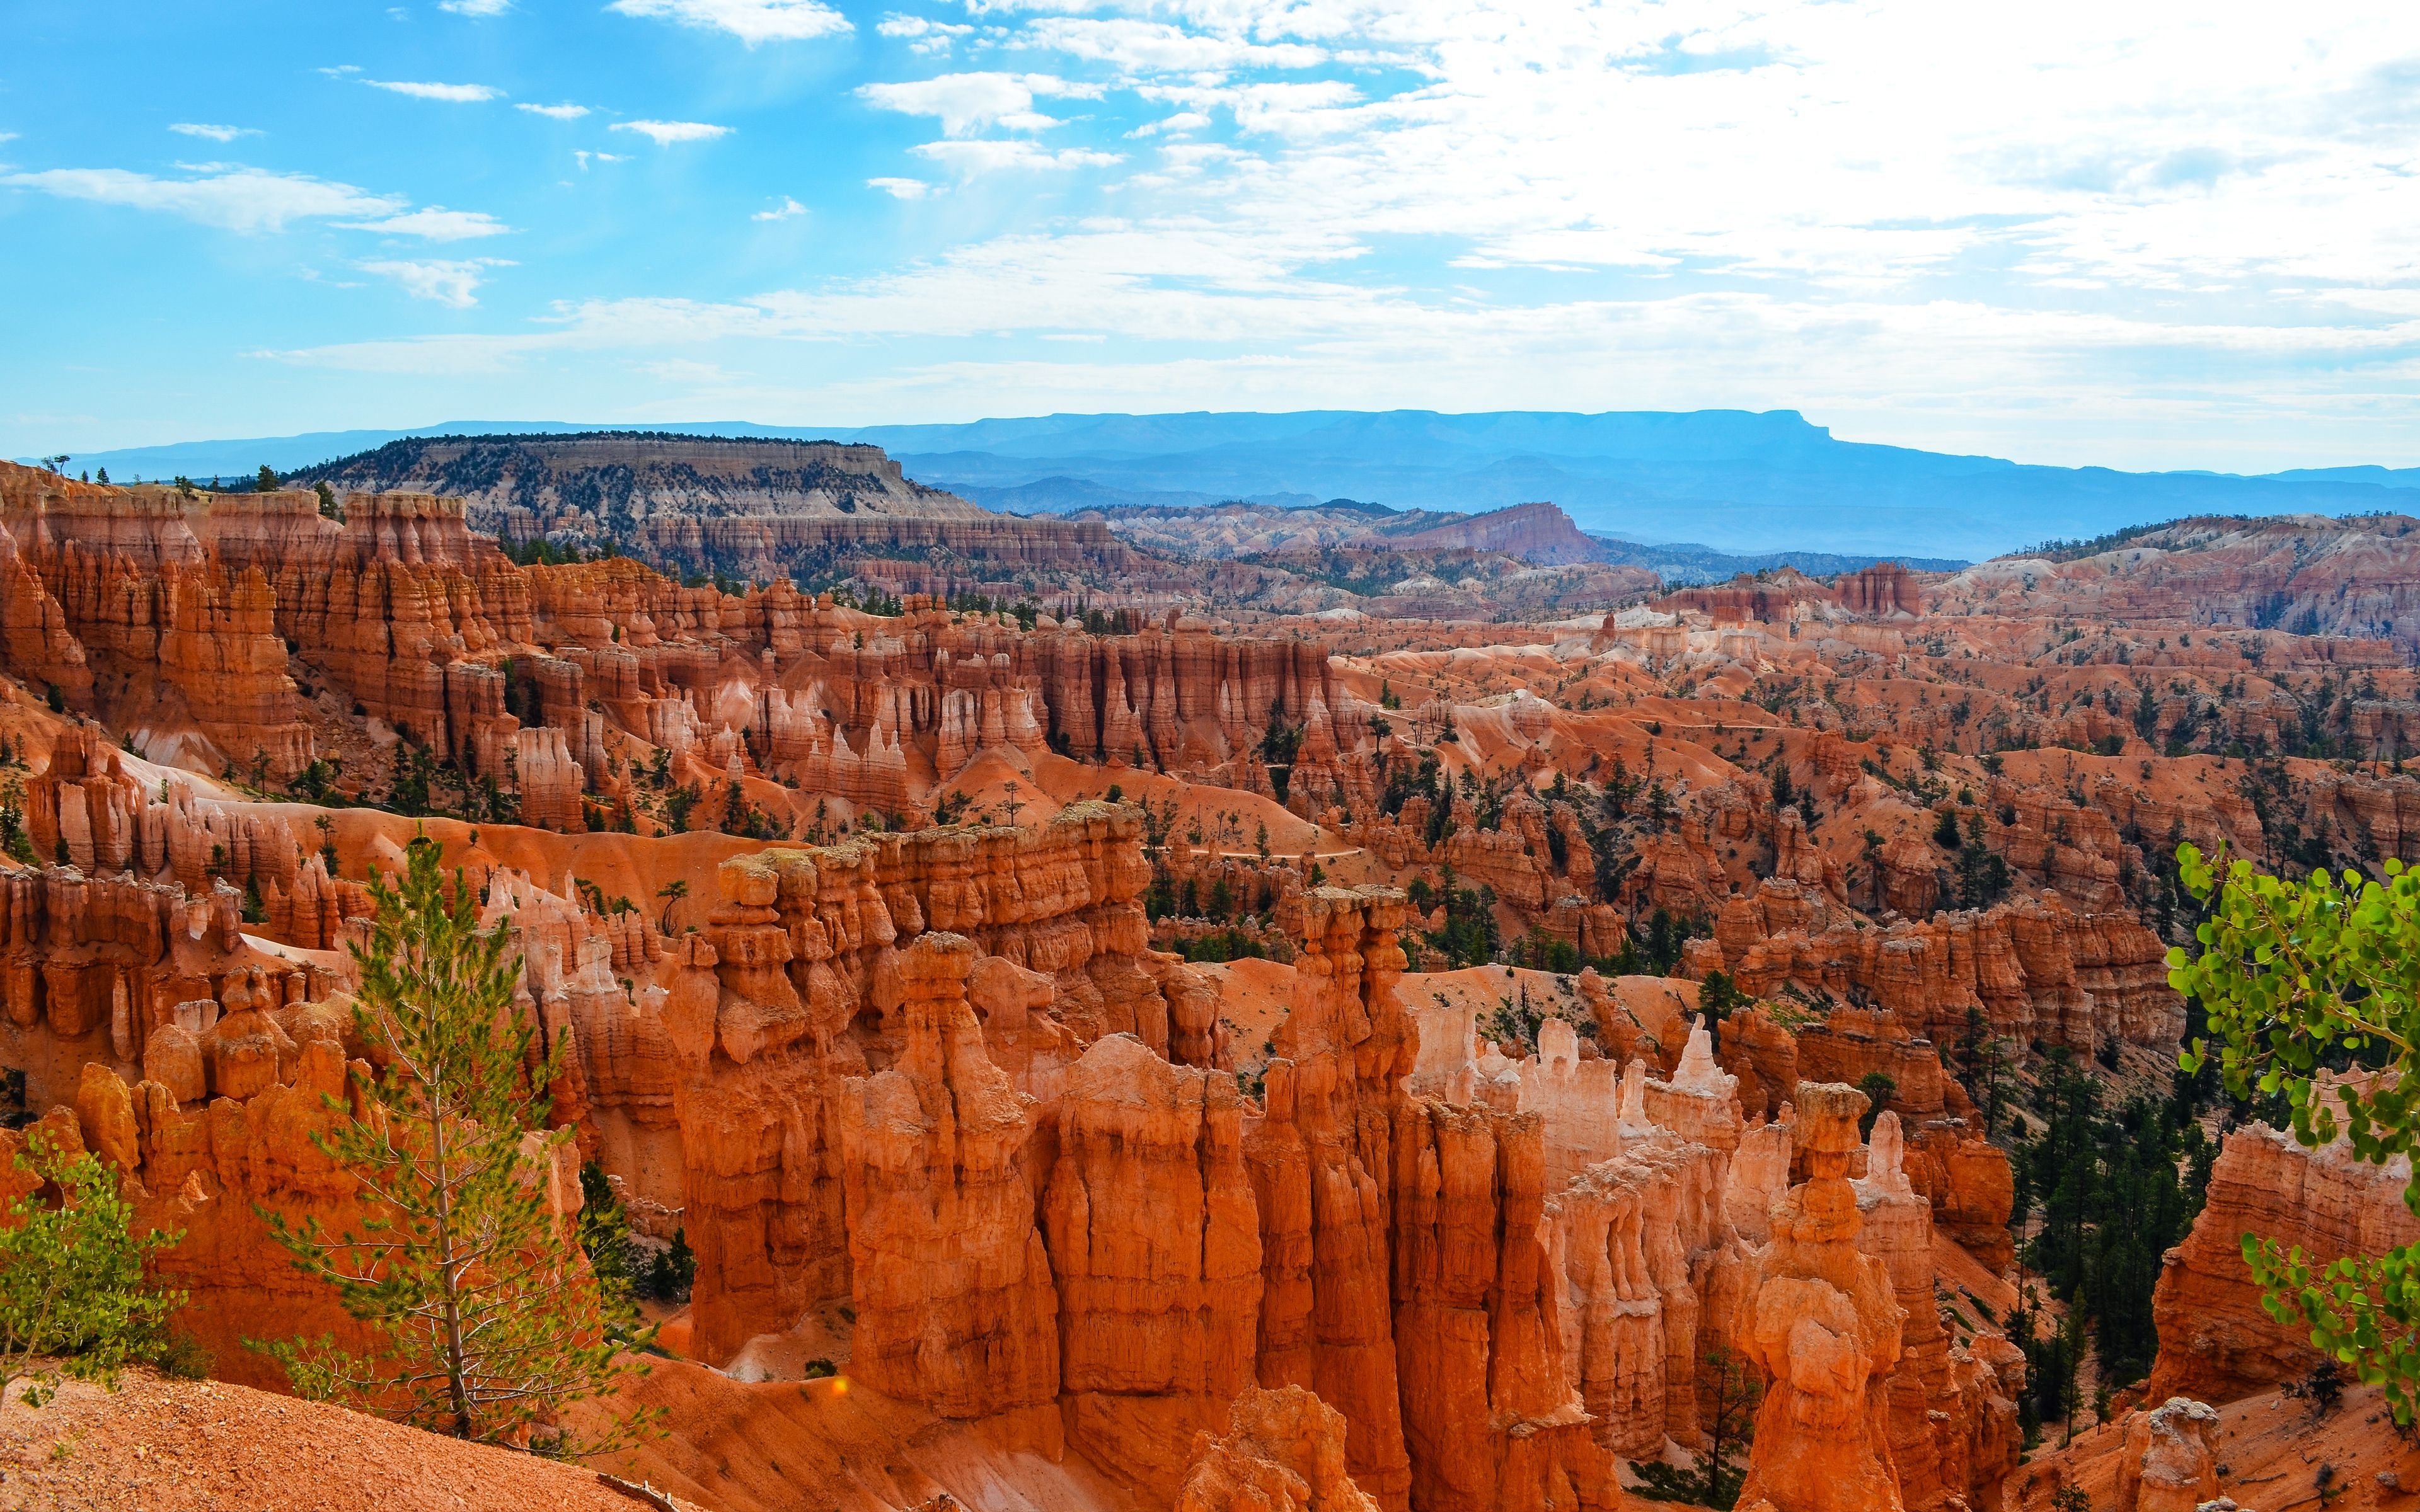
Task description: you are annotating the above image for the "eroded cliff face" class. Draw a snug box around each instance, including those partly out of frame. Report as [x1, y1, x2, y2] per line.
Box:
[0, 793, 2053, 1512]
[0, 938, 580, 1392]
[2144, 1117, 2420, 1406]
[1404, 991, 2019, 1512]
[1690, 879, 2179, 1058]
[0, 461, 1378, 840]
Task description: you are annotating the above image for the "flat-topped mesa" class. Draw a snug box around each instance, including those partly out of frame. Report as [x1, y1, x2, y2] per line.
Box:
[295, 432, 986, 531]
[288, 432, 1156, 587]
[1383, 501, 1603, 566]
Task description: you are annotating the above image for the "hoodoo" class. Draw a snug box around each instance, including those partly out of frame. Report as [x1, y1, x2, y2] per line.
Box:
[4, 444, 2415, 1511]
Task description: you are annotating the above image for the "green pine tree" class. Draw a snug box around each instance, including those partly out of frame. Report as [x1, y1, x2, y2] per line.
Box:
[254, 833, 652, 1453]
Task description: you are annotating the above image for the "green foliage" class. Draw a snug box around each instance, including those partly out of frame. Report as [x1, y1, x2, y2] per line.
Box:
[1481, 990, 1545, 1056]
[0, 1138, 184, 1408]
[315, 480, 343, 522]
[1623, 907, 1703, 977]
[2170, 842, 2420, 1423]
[1629, 1346, 1759, 1508]
[1855, 1072, 1897, 1140]
[1933, 807, 1962, 850]
[2012, 1048, 2201, 1389]
[384, 742, 437, 817]
[0, 771, 35, 867]
[1177, 928, 1268, 965]
[256, 464, 279, 493]
[1698, 969, 1749, 1019]
[1954, 832, 2013, 910]
[645, 1228, 695, 1304]
[1422, 865, 1499, 967]
[252, 835, 652, 1452]
[1510, 927, 1582, 975]
[1952, 1006, 2017, 1137]
[663, 782, 701, 833]
[576, 1162, 646, 1346]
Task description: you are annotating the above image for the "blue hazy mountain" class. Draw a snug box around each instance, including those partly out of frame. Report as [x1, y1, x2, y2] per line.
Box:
[31, 410, 2416, 561]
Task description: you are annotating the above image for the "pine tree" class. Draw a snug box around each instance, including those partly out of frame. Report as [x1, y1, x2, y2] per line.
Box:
[255, 834, 651, 1452]
[256, 464, 278, 493]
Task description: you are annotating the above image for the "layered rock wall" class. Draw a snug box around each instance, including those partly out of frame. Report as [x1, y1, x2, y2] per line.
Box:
[2145, 1119, 2420, 1404]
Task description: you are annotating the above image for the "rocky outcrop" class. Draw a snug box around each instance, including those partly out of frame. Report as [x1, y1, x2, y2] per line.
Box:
[1386, 502, 1604, 567]
[2144, 1118, 2420, 1405]
[1045, 1032, 1264, 1498]
[1175, 1384, 1384, 1512]
[1855, 1113, 2020, 1512]
[2113, 1396, 2221, 1512]
[1246, 887, 1417, 1506]
[1390, 1099, 1591, 1511]
[838, 930, 1060, 1416]
[1734, 1082, 1904, 1512]
[1694, 881, 2181, 1057]
[1930, 514, 2420, 650]
[285, 432, 1165, 589]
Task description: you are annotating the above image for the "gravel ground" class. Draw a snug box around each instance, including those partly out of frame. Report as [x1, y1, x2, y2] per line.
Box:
[0, 1370, 698, 1512]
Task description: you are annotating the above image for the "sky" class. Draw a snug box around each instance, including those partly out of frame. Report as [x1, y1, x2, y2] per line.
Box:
[4, 1, 2419, 472]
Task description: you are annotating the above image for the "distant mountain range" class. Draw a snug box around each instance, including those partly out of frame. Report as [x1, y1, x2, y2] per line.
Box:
[30, 410, 2420, 560]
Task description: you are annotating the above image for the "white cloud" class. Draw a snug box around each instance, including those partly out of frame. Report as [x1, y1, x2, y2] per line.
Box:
[439, 0, 512, 13]
[340, 206, 513, 240]
[317, 64, 362, 76]
[516, 102, 590, 120]
[170, 123, 260, 142]
[2, 164, 407, 234]
[575, 150, 633, 170]
[0, 132, 16, 144]
[857, 72, 1101, 137]
[612, 120, 734, 145]
[148, 3, 2420, 472]
[1016, 18, 1323, 75]
[359, 257, 514, 307]
[364, 79, 503, 102]
[607, 0, 850, 45]
[1129, 112, 1209, 138]
[753, 195, 808, 220]
[878, 14, 974, 55]
[910, 140, 1122, 176]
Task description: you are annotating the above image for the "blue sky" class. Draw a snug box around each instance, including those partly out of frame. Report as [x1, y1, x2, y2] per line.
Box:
[5, 1, 2419, 471]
